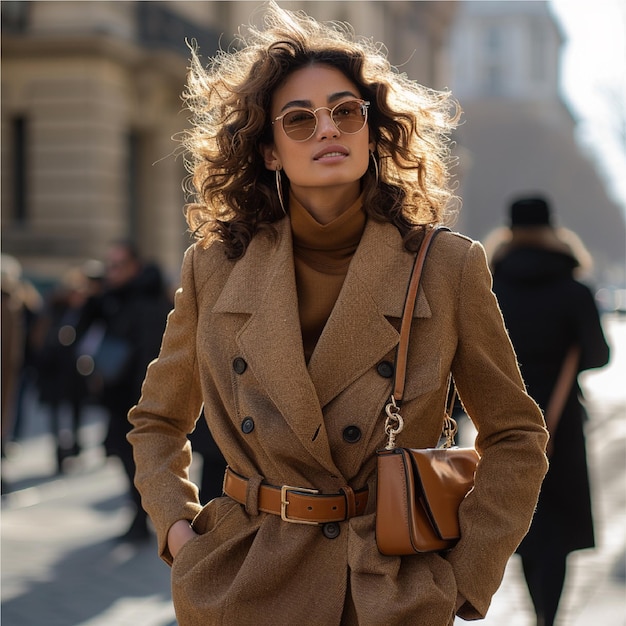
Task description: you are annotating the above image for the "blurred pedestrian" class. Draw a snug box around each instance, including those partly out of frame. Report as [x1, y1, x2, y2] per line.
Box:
[31, 264, 103, 473]
[1, 256, 26, 471]
[1, 255, 45, 492]
[1, 256, 43, 448]
[486, 195, 610, 626]
[77, 241, 172, 541]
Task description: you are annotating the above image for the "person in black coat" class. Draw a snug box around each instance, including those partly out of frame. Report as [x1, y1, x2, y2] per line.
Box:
[76, 241, 172, 541]
[486, 196, 610, 626]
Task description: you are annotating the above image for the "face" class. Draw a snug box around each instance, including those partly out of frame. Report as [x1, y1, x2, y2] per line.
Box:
[264, 64, 374, 207]
[105, 246, 140, 289]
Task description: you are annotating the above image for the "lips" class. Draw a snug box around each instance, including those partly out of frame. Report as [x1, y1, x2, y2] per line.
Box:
[313, 145, 349, 160]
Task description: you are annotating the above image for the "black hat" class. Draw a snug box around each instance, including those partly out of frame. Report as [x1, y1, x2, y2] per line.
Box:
[509, 196, 551, 227]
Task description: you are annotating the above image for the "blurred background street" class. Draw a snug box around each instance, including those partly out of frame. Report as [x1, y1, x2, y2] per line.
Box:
[1, 1, 625, 625]
[1, 313, 625, 625]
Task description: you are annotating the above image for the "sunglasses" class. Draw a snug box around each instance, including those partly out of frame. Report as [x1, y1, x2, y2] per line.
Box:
[273, 99, 370, 142]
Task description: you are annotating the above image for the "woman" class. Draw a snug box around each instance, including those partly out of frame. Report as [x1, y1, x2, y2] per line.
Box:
[128, 4, 548, 624]
[487, 196, 610, 626]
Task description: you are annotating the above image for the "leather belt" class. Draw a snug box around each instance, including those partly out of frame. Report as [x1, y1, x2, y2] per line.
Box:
[223, 467, 368, 525]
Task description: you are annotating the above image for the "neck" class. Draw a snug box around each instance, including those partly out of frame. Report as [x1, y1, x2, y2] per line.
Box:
[289, 183, 361, 224]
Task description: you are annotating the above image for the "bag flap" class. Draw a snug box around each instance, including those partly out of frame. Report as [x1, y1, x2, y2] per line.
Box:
[406, 447, 479, 540]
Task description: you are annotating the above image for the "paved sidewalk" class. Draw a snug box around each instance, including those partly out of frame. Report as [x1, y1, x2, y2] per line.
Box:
[1, 408, 176, 626]
[2, 316, 625, 625]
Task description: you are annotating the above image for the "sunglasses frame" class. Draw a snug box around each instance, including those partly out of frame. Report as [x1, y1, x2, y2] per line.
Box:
[272, 99, 370, 142]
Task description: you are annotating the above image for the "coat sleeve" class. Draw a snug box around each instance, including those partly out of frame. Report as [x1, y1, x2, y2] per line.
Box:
[572, 282, 610, 372]
[444, 241, 549, 619]
[127, 245, 204, 564]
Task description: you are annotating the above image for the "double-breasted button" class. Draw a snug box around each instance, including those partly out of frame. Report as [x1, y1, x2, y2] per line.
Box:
[322, 522, 340, 539]
[233, 357, 247, 375]
[377, 360, 394, 378]
[342, 425, 362, 444]
[241, 417, 255, 434]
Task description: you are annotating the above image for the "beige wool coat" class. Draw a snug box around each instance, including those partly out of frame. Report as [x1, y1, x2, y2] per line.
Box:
[128, 217, 548, 626]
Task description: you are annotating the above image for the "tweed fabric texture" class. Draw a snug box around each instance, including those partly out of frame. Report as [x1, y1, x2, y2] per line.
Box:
[128, 218, 548, 625]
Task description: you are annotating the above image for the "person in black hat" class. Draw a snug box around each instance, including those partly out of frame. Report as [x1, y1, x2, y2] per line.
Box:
[485, 194, 610, 626]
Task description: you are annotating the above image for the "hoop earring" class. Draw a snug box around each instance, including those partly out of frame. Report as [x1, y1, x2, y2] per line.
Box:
[275, 165, 287, 216]
[370, 151, 379, 185]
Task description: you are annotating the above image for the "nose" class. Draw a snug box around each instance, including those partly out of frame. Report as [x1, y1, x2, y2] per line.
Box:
[315, 108, 340, 139]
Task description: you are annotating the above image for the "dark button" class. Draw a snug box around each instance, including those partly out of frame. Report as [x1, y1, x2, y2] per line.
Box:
[322, 522, 340, 539]
[241, 417, 255, 434]
[377, 360, 394, 378]
[342, 425, 362, 444]
[233, 357, 247, 375]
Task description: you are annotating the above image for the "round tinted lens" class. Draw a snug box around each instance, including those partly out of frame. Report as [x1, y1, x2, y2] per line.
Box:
[282, 109, 317, 141]
[332, 101, 366, 133]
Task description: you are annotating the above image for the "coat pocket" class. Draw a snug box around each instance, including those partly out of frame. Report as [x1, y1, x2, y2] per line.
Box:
[171, 497, 241, 579]
[190, 495, 239, 535]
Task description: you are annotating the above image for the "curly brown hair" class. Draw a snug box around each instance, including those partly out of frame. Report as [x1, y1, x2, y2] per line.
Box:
[182, 1, 461, 259]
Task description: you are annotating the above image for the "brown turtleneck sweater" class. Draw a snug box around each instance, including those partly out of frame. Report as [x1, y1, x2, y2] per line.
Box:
[290, 194, 366, 362]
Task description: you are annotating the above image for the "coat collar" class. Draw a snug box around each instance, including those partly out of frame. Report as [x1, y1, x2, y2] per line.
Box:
[212, 217, 432, 473]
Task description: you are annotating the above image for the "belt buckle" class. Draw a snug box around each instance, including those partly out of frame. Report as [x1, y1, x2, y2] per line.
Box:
[280, 485, 320, 525]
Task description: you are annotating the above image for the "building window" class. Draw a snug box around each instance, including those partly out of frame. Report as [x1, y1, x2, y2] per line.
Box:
[1, 1, 30, 33]
[127, 130, 140, 243]
[482, 24, 506, 96]
[529, 19, 547, 82]
[12, 116, 28, 224]
[136, 3, 219, 58]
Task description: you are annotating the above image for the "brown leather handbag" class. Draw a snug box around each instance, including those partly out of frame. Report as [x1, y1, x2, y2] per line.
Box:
[375, 226, 480, 555]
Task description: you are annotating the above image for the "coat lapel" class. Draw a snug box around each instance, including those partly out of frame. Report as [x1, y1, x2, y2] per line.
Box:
[211, 218, 433, 474]
[308, 220, 432, 408]
[212, 220, 340, 474]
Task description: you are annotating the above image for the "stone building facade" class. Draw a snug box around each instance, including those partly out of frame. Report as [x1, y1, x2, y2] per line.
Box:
[1, 1, 457, 286]
[448, 0, 625, 286]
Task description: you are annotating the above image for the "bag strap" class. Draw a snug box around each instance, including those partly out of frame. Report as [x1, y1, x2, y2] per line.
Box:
[384, 226, 448, 449]
[544, 345, 580, 457]
[392, 226, 448, 404]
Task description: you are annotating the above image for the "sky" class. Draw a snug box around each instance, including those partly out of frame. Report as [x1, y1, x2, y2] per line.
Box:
[549, 0, 626, 214]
